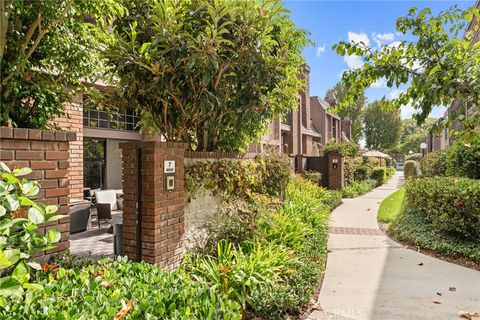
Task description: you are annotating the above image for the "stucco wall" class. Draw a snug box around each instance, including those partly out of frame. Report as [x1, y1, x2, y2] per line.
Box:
[183, 188, 223, 251]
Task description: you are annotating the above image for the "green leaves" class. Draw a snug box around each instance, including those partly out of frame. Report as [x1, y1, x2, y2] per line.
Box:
[46, 230, 61, 243]
[27, 207, 44, 224]
[107, 0, 309, 151]
[334, 5, 480, 139]
[0, 162, 62, 297]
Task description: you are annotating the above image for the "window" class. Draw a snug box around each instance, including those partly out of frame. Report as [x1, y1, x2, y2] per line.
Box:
[83, 107, 140, 132]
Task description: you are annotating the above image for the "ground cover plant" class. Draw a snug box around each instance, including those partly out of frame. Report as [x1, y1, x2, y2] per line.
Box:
[341, 179, 376, 198]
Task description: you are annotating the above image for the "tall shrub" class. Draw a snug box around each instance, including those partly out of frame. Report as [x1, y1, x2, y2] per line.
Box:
[420, 149, 447, 177]
[370, 167, 386, 186]
[446, 141, 480, 179]
[404, 160, 420, 180]
[0, 0, 121, 128]
[106, 0, 310, 151]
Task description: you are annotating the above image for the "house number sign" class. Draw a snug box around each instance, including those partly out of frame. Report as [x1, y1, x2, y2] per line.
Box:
[164, 160, 176, 173]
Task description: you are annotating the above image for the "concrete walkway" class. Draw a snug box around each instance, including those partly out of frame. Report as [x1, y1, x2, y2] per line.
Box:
[314, 172, 480, 320]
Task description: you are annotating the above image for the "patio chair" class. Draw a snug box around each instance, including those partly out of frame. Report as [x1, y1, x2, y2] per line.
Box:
[95, 190, 123, 229]
[69, 201, 91, 234]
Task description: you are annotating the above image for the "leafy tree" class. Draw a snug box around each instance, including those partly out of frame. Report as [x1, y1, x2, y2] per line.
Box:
[333, 5, 480, 143]
[106, 0, 309, 151]
[395, 132, 425, 155]
[326, 82, 366, 143]
[363, 99, 401, 151]
[0, 0, 122, 129]
[401, 118, 436, 142]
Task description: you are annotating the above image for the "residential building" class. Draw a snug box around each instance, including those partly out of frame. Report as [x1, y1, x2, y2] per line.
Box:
[249, 64, 352, 163]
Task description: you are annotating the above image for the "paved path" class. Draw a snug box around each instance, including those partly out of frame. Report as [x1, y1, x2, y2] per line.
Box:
[313, 172, 480, 320]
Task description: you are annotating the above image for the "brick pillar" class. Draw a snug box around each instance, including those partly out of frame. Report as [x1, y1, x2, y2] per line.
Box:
[54, 97, 84, 200]
[327, 152, 344, 190]
[120, 141, 186, 270]
[0, 127, 76, 258]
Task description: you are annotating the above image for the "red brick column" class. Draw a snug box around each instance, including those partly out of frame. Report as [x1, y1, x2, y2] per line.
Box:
[0, 127, 76, 258]
[120, 141, 186, 270]
[327, 152, 344, 190]
[54, 97, 84, 200]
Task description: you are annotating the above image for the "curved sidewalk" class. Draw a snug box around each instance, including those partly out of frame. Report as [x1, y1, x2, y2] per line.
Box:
[313, 172, 480, 320]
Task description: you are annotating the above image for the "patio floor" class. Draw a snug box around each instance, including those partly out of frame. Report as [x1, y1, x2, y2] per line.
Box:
[70, 227, 114, 260]
[69, 206, 115, 260]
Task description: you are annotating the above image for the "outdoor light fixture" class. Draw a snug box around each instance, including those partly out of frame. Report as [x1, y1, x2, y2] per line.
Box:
[420, 142, 427, 156]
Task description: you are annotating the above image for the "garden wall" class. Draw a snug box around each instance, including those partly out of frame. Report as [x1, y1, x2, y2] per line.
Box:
[0, 126, 76, 259]
[183, 151, 256, 250]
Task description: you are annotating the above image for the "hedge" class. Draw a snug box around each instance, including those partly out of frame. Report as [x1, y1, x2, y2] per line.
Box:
[446, 141, 480, 179]
[405, 153, 423, 162]
[401, 177, 480, 239]
[370, 167, 386, 186]
[341, 179, 376, 198]
[404, 160, 420, 180]
[420, 149, 447, 177]
[323, 141, 360, 157]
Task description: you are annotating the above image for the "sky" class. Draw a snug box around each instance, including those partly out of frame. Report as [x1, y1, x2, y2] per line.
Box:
[283, 0, 473, 119]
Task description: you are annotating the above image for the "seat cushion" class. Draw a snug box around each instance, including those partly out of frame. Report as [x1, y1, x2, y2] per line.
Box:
[95, 190, 118, 210]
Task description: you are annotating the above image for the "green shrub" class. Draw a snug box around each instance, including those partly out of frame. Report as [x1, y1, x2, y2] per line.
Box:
[0, 162, 64, 297]
[370, 167, 387, 186]
[404, 160, 420, 180]
[341, 179, 376, 198]
[354, 161, 374, 181]
[2, 257, 242, 319]
[391, 211, 480, 262]
[254, 154, 292, 197]
[185, 154, 291, 200]
[344, 156, 363, 185]
[405, 153, 423, 161]
[386, 166, 396, 178]
[303, 170, 322, 185]
[323, 141, 360, 157]
[401, 177, 480, 239]
[420, 150, 447, 177]
[446, 141, 480, 179]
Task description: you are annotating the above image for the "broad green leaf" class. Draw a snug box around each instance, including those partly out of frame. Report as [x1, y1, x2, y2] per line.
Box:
[46, 214, 68, 222]
[0, 249, 20, 269]
[27, 261, 42, 271]
[47, 229, 61, 243]
[0, 277, 22, 296]
[22, 182, 39, 197]
[23, 282, 43, 291]
[12, 261, 30, 284]
[18, 197, 36, 207]
[45, 205, 58, 215]
[12, 167, 32, 177]
[0, 206, 5, 217]
[4, 195, 19, 211]
[1, 173, 19, 185]
[28, 207, 44, 224]
[0, 163, 11, 174]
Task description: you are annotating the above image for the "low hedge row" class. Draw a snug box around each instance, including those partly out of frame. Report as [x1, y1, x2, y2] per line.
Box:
[341, 179, 376, 198]
[371, 167, 387, 186]
[400, 177, 480, 239]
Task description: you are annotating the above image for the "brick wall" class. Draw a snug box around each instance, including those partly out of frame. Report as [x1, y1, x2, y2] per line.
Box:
[120, 141, 186, 270]
[55, 97, 84, 200]
[0, 127, 76, 258]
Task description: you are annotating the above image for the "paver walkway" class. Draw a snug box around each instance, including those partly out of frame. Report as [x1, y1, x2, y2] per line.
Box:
[313, 172, 480, 320]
